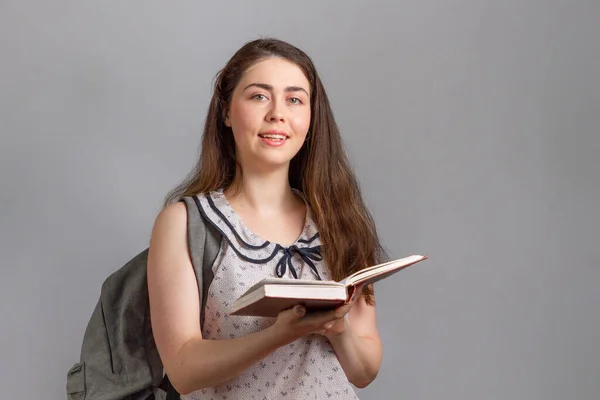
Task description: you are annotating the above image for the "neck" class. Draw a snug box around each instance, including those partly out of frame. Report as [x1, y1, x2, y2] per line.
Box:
[224, 164, 298, 215]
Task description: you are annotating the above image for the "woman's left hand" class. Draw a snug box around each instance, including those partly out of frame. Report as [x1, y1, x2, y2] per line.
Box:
[315, 284, 364, 337]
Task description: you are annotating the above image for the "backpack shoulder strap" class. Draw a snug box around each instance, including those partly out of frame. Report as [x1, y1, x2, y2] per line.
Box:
[179, 194, 221, 329]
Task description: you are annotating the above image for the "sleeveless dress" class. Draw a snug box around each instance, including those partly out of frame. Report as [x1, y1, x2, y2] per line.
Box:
[181, 189, 360, 400]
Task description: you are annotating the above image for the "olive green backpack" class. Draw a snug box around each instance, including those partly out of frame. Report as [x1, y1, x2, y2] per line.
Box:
[66, 196, 221, 400]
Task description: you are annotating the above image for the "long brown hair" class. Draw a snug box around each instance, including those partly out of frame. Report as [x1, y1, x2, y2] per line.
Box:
[164, 38, 386, 304]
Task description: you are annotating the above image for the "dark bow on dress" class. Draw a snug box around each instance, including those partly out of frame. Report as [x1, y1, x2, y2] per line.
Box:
[275, 244, 323, 280]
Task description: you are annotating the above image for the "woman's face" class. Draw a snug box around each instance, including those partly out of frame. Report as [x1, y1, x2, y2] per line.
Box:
[225, 57, 311, 172]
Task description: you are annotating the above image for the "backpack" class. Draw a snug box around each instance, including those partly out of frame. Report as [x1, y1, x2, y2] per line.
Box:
[66, 195, 222, 400]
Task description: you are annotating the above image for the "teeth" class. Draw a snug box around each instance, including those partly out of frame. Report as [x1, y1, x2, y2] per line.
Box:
[261, 134, 286, 140]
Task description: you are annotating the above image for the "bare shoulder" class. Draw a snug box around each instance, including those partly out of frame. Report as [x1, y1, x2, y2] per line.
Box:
[147, 200, 193, 301]
[151, 201, 188, 241]
[147, 200, 192, 293]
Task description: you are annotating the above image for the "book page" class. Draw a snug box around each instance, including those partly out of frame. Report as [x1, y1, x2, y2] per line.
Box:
[345, 255, 427, 286]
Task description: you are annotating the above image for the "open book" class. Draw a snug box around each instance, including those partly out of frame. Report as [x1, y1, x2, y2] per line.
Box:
[229, 254, 427, 317]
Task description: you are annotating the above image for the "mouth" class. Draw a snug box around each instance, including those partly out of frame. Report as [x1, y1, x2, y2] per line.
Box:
[258, 131, 289, 141]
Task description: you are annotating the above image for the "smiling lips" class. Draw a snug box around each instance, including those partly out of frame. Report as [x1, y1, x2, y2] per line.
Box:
[258, 130, 288, 147]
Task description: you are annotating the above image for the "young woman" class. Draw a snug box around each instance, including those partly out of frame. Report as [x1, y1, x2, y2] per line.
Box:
[147, 38, 387, 399]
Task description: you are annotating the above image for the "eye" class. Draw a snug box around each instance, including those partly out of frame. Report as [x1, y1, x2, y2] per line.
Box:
[288, 97, 304, 105]
[251, 94, 268, 101]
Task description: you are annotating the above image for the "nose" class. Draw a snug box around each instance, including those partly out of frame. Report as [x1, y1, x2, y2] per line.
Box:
[266, 100, 284, 122]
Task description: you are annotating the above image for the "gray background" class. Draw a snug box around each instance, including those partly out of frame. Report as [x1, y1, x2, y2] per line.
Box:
[1, 1, 598, 399]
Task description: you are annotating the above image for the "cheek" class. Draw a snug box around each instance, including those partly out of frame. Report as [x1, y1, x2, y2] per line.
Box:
[290, 110, 311, 138]
[229, 104, 257, 136]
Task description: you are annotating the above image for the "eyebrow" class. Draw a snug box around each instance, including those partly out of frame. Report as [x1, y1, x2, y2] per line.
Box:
[243, 83, 309, 96]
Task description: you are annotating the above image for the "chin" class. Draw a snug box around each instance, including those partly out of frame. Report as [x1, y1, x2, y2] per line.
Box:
[252, 150, 298, 168]
[261, 157, 295, 170]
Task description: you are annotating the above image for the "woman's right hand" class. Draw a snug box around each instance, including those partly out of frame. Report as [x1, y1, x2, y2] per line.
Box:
[271, 301, 357, 343]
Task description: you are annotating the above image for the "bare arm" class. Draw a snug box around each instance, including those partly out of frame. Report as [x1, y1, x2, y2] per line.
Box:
[319, 288, 383, 388]
[147, 203, 352, 395]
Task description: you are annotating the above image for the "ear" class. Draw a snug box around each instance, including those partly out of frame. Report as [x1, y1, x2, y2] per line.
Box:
[223, 108, 231, 127]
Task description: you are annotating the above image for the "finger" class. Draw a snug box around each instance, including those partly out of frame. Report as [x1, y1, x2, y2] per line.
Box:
[292, 305, 306, 319]
[297, 301, 354, 328]
[336, 301, 356, 314]
[297, 309, 339, 328]
[278, 305, 306, 322]
[357, 283, 365, 294]
[346, 285, 362, 304]
[353, 284, 365, 300]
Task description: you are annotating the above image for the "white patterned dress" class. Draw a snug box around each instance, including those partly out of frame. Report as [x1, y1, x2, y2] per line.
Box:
[181, 189, 359, 400]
